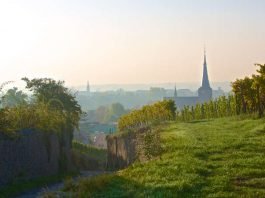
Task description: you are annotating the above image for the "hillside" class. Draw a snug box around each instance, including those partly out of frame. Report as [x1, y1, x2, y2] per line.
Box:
[65, 116, 265, 197]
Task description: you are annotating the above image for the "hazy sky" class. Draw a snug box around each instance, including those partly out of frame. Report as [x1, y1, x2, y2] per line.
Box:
[0, 0, 265, 86]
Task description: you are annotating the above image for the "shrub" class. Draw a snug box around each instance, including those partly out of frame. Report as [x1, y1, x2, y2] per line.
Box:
[0, 103, 66, 137]
[118, 100, 176, 132]
[0, 77, 81, 138]
[136, 127, 163, 160]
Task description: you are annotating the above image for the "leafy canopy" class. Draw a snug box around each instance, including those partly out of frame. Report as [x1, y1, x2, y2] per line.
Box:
[22, 77, 82, 129]
[1, 87, 28, 108]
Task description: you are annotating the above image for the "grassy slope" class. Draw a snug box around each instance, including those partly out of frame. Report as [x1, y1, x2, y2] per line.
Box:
[72, 141, 107, 164]
[73, 116, 265, 197]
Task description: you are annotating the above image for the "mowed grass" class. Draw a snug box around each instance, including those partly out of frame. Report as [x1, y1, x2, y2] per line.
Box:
[69, 116, 265, 197]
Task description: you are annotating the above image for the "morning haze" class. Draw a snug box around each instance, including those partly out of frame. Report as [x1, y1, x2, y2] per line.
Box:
[2, 1, 265, 197]
[0, 0, 265, 86]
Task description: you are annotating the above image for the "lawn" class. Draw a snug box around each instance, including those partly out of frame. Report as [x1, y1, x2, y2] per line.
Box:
[66, 116, 265, 197]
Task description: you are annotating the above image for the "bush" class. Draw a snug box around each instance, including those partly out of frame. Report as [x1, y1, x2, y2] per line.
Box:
[0, 103, 66, 137]
[118, 100, 176, 132]
[136, 127, 163, 160]
[0, 77, 82, 138]
[115, 101, 174, 161]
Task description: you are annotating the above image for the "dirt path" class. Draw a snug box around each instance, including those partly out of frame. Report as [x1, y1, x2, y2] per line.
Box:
[16, 171, 109, 198]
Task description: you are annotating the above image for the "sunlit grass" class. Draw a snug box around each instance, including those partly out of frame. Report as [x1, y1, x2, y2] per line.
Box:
[65, 116, 265, 197]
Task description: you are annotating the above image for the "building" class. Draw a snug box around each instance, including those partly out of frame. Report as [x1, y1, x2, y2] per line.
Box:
[78, 80, 91, 96]
[86, 81, 90, 93]
[165, 50, 212, 109]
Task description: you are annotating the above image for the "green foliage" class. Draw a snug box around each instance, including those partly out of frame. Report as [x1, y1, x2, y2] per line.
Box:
[72, 141, 107, 170]
[72, 141, 107, 163]
[87, 103, 128, 124]
[1, 87, 27, 108]
[0, 102, 66, 137]
[137, 128, 163, 160]
[115, 100, 175, 161]
[63, 177, 75, 192]
[63, 116, 265, 197]
[63, 174, 114, 197]
[94, 106, 109, 123]
[0, 172, 77, 198]
[103, 103, 127, 123]
[22, 77, 82, 129]
[177, 95, 237, 122]
[175, 63, 265, 122]
[0, 78, 81, 138]
[0, 81, 14, 107]
[118, 100, 176, 132]
[231, 63, 265, 117]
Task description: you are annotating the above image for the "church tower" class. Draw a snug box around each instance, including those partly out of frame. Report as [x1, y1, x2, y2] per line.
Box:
[198, 49, 212, 102]
[86, 81, 90, 93]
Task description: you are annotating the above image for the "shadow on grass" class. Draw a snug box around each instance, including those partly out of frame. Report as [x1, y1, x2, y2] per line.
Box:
[0, 172, 77, 198]
[187, 119, 213, 124]
[68, 173, 206, 198]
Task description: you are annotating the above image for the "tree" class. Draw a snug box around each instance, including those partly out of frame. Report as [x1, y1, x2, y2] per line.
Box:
[1, 87, 27, 108]
[231, 78, 250, 114]
[104, 103, 126, 123]
[0, 81, 14, 107]
[250, 64, 265, 117]
[22, 77, 82, 129]
[95, 106, 108, 123]
[231, 64, 265, 117]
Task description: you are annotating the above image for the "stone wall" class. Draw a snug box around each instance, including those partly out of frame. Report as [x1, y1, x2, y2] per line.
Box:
[106, 133, 137, 170]
[0, 130, 72, 186]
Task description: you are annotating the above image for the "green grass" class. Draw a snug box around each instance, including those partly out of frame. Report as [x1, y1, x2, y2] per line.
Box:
[66, 116, 265, 197]
[0, 172, 77, 198]
[72, 141, 107, 164]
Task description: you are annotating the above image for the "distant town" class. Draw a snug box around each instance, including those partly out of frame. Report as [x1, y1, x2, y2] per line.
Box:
[76, 82, 229, 111]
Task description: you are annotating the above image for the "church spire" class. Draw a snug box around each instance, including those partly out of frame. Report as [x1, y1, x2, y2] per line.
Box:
[202, 49, 211, 88]
[174, 84, 177, 98]
[86, 81, 90, 93]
